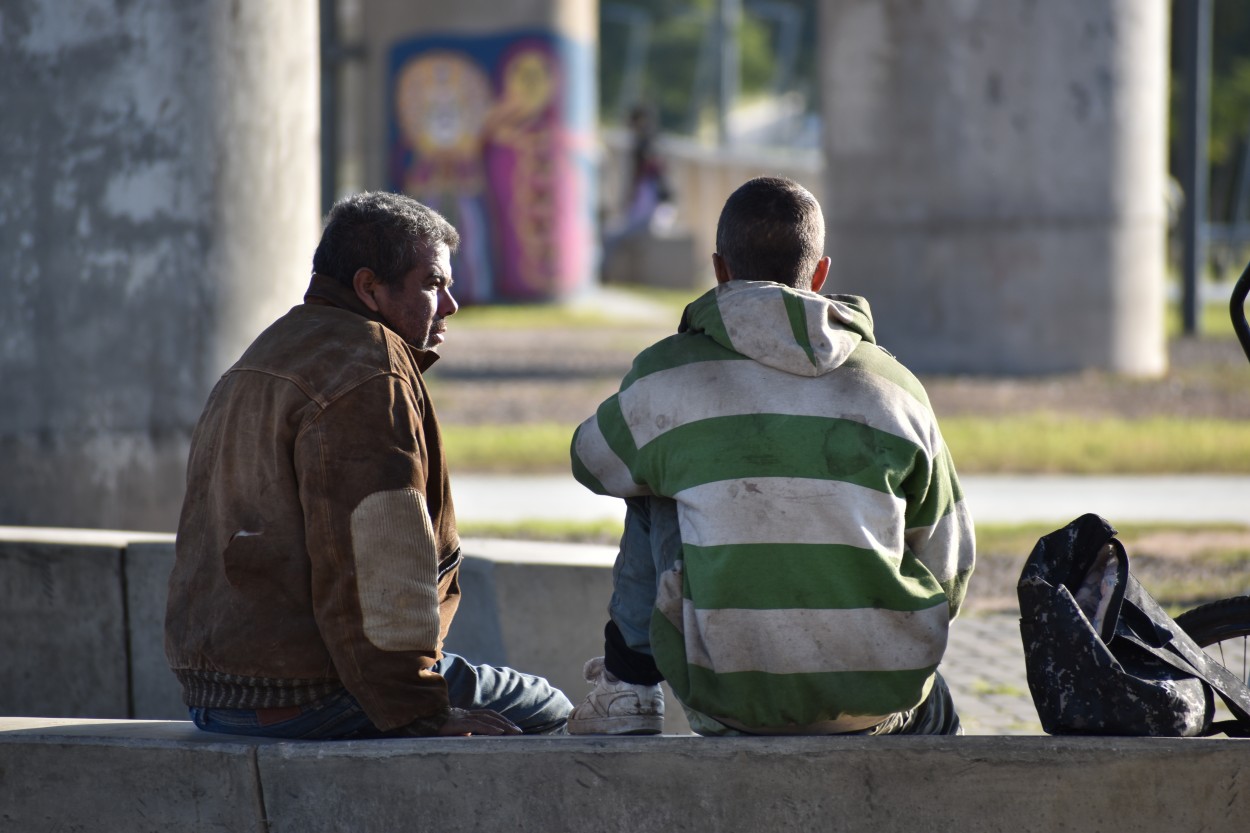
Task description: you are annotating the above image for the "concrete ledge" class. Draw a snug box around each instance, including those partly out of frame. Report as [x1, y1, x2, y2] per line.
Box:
[0, 528, 696, 731]
[0, 719, 269, 832]
[601, 230, 700, 290]
[0, 527, 181, 719]
[1, 718, 1245, 832]
[2, 528, 1040, 734]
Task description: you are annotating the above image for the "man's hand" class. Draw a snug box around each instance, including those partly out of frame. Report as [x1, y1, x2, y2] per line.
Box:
[436, 707, 522, 736]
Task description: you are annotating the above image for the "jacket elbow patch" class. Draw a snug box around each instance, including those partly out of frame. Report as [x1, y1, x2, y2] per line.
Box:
[350, 488, 441, 652]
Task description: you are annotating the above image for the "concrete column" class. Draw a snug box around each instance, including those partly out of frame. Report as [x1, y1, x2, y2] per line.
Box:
[819, 0, 1169, 375]
[359, 0, 597, 303]
[0, 1, 320, 531]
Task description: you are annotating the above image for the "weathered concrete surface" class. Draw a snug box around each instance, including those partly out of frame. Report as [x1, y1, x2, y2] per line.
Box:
[125, 541, 185, 718]
[0, 719, 268, 833]
[0, 1, 320, 532]
[2, 718, 1246, 833]
[258, 735, 1248, 832]
[601, 231, 701, 290]
[819, 0, 1169, 375]
[0, 541, 129, 718]
[0, 528, 176, 719]
[0, 529, 634, 723]
[0, 529, 694, 730]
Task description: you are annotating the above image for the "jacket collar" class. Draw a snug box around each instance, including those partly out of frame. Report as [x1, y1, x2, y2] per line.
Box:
[303, 272, 441, 371]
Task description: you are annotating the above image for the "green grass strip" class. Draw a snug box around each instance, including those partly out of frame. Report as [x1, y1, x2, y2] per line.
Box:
[940, 414, 1250, 474]
[450, 286, 699, 331]
[445, 416, 1250, 475]
[445, 291, 1241, 339]
[442, 423, 576, 473]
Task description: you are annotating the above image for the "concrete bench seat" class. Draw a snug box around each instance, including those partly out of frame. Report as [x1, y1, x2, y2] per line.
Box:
[0, 527, 1041, 735]
[2, 716, 1246, 832]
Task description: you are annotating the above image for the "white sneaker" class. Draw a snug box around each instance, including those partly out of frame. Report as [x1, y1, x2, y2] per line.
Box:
[567, 657, 664, 735]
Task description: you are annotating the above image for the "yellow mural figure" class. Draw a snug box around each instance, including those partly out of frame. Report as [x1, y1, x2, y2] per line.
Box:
[390, 34, 591, 301]
[394, 51, 496, 301]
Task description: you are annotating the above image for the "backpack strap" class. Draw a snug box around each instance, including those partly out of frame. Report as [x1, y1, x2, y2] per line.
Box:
[1119, 580, 1250, 736]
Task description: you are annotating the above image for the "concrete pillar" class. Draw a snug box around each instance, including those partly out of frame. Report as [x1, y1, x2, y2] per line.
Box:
[819, 0, 1169, 375]
[0, 1, 320, 531]
[359, 0, 597, 303]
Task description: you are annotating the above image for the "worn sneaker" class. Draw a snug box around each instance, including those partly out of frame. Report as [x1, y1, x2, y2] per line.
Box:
[567, 657, 664, 735]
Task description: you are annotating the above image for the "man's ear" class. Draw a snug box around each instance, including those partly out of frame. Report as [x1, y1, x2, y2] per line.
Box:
[712, 252, 732, 285]
[352, 268, 382, 312]
[810, 256, 831, 294]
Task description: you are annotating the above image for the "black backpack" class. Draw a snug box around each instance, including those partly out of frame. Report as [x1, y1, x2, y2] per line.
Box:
[1017, 513, 1250, 736]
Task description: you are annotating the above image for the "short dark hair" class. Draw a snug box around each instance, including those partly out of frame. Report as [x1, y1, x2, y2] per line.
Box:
[312, 191, 460, 287]
[715, 177, 824, 289]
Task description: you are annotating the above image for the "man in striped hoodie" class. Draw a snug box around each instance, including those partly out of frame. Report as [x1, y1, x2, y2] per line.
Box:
[568, 177, 975, 736]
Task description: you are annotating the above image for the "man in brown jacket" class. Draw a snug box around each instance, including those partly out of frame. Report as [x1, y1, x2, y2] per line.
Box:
[165, 192, 571, 738]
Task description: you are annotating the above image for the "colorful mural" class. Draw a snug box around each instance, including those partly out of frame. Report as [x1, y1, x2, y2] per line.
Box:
[390, 30, 595, 304]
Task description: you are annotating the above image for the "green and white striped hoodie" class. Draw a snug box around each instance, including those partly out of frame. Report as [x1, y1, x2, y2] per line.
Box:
[572, 280, 975, 733]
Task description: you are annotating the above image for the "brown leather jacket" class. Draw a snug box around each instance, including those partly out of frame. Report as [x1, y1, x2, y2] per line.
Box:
[165, 273, 461, 733]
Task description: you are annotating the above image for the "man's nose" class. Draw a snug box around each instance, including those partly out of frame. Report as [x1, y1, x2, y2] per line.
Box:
[438, 286, 459, 317]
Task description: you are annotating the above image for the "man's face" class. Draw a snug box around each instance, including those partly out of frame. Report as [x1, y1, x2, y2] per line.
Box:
[370, 241, 458, 350]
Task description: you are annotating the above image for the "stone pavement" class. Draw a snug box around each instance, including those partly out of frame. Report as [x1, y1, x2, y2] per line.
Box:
[945, 614, 1041, 735]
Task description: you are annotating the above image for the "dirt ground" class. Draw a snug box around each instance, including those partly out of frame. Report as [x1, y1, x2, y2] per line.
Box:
[971, 529, 1250, 615]
[429, 319, 1250, 425]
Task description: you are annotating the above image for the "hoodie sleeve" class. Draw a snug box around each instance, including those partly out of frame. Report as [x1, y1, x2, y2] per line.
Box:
[571, 390, 654, 498]
[903, 441, 976, 620]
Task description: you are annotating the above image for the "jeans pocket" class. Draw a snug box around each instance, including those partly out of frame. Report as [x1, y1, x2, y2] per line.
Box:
[291, 692, 379, 739]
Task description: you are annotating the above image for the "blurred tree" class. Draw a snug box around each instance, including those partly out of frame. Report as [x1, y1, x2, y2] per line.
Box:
[599, 0, 1250, 199]
[1171, 0, 1250, 223]
[599, 0, 818, 138]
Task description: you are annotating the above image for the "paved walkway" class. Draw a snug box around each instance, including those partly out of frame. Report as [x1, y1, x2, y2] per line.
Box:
[455, 473, 1250, 525]
[945, 614, 1040, 735]
[456, 473, 1250, 736]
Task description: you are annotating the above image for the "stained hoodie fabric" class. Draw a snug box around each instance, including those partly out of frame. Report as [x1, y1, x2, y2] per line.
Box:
[572, 280, 975, 732]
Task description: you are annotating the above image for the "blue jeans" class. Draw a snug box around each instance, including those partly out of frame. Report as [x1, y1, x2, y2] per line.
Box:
[190, 653, 572, 739]
[609, 496, 683, 658]
[607, 496, 961, 736]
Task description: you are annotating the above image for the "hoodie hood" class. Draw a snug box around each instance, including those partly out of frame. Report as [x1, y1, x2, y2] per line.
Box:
[680, 280, 876, 377]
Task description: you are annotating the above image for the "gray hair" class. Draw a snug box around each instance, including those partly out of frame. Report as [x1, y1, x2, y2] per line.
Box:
[312, 191, 460, 287]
